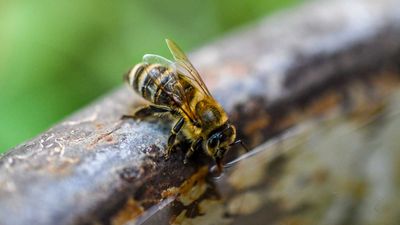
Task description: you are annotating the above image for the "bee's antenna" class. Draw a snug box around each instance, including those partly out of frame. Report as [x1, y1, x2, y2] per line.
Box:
[230, 139, 250, 152]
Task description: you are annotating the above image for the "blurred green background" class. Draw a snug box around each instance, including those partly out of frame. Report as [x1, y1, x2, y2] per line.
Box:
[0, 0, 301, 152]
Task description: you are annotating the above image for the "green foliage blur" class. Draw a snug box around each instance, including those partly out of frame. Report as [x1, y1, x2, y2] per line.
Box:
[0, 0, 301, 152]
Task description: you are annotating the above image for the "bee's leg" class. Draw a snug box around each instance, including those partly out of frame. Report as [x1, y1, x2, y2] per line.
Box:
[184, 137, 203, 164]
[121, 105, 170, 120]
[165, 117, 185, 158]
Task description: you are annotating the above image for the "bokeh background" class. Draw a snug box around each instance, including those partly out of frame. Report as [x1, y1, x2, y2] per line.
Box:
[0, 0, 302, 152]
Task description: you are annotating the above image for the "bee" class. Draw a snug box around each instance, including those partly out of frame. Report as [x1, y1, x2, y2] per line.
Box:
[124, 39, 247, 172]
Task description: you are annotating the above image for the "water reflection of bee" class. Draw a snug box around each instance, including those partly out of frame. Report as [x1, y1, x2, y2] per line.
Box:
[124, 39, 247, 172]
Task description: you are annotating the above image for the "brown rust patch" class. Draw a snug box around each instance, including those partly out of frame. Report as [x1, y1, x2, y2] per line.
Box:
[162, 166, 209, 206]
[111, 198, 144, 225]
[161, 186, 180, 199]
[239, 98, 271, 137]
[305, 91, 341, 117]
[243, 115, 270, 137]
[272, 90, 339, 132]
[273, 110, 301, 132]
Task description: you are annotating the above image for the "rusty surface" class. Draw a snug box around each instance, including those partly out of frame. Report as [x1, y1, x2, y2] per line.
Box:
[1, 0, 400, 224]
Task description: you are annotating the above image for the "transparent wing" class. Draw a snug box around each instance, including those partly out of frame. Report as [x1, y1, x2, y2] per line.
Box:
[143, 54, 176, 71]
[165, 39, 213, 97]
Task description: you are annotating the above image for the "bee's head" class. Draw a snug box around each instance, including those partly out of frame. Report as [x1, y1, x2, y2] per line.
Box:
[206, 122, 236, 167]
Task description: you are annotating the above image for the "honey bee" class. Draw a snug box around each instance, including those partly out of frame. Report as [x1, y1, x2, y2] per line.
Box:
[124, 39, 247, 172]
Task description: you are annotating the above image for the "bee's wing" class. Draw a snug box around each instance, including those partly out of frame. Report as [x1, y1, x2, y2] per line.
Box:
[141, 54, 200, 125]
[143, 54, 176, 70]
[165, 39, 213, 97]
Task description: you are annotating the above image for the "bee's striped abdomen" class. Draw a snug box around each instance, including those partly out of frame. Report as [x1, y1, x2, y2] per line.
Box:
[127, 63, 180, 106]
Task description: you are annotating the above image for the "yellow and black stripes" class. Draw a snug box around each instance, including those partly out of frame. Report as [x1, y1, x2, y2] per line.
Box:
[128, 63, 177, 106]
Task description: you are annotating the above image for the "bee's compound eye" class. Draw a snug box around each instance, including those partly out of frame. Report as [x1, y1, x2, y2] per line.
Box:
[208, 136, 219, 149]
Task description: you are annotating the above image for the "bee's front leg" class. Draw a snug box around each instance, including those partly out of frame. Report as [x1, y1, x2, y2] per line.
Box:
[165, 117, 185, 159]
[121, 105, 170, 120]
[184, 138, 203, 164]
